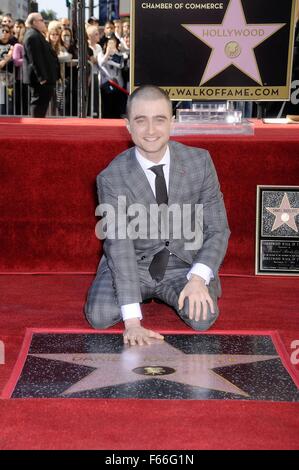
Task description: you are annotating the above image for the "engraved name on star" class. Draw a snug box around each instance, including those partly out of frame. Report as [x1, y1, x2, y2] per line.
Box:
[266, 193, 299, 232]
[30, 340, 278, 397]
[182, 0, 286, 85]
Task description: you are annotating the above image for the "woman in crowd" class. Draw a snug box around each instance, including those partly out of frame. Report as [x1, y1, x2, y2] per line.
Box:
[12, 19, 28, 114]
[121, 33, 130, 92]
[122, 20, 130, 36]
[13, 19, 25, 42]
[47, 24, 72, 115]
[86, 25, 102, 118]
[60, 27, 78, 116]
[98, 33, 127, 118]
[0, 25, 13, 114]
[99, 20, 115, 47]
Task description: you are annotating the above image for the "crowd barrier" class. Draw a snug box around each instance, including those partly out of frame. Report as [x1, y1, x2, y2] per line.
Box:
[0, 60, 101, 118]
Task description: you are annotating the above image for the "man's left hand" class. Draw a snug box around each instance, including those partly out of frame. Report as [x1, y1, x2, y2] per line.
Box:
[178, 275, 215, 321]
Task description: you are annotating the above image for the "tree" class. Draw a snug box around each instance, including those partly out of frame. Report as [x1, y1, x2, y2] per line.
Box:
[40, 9, 58, 21]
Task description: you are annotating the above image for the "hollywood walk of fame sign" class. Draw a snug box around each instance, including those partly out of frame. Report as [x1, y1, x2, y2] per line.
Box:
[256, 186, 299, 275]
[131, 0, 297, 100]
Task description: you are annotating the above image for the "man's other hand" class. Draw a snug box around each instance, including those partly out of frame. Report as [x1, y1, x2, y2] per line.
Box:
[124, 318, 164, 346]
[178, 274, 215, 321]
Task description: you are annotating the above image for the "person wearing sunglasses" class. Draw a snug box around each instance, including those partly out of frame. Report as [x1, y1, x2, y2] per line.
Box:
[0, 28, 13, 74]
[0, 27, 13, 114]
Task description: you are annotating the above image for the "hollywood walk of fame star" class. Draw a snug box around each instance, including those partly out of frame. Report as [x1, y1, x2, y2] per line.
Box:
[30, 340, 278, 397]
[182, 0, 285, 85]
[266, 193, 299, 232]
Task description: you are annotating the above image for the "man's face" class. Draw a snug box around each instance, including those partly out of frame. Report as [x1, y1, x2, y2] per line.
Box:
[33, 15, 46, 33]
[126, 97, 173, 162]
[61, 19, 70, 28]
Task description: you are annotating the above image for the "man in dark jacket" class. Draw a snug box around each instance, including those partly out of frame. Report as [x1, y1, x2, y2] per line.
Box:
[23, 13, 59, 117]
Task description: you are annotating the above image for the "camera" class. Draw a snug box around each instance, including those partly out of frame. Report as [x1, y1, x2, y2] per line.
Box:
[111, 53, 122, 64]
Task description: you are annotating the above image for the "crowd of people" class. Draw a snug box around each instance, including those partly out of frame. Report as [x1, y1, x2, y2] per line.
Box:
[0, 12, 130, 118]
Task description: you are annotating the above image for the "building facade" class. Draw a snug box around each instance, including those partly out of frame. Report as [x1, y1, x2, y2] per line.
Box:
[0, 1, 29, 20]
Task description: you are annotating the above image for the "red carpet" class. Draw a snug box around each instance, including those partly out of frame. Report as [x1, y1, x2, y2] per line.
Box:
[0, 274, 298, 449]
[1, 399, 299, 450]
[0, 119, 298, 449]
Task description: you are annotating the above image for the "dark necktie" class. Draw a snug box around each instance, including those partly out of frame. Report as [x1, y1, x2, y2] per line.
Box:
[148, 164, 170, 282]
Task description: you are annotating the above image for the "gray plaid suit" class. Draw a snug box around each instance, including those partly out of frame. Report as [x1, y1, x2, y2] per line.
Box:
[85, 141, 230, 330]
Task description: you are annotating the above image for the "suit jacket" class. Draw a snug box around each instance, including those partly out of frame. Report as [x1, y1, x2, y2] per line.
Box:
[23, 28, 60, 86]
[97, 141, 230, 305]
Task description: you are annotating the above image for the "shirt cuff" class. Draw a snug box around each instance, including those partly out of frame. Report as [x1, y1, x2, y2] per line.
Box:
[187, 263, 214, 285]
[121, 303, 143, 321]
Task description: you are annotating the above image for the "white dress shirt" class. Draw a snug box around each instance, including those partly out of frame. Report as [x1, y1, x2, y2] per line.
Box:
[121, 146, 213, 321]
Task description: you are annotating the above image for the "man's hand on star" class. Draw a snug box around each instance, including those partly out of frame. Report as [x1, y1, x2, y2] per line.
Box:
[124, 318, 164, 346]
[178, 275, 215, 322]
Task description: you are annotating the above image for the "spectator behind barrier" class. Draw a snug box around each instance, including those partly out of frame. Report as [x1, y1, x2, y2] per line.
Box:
[23, 13, 60, 117]
[12, 19, 28, 115]
[0, 25, 13, 114]
[98, 33, 126, 118]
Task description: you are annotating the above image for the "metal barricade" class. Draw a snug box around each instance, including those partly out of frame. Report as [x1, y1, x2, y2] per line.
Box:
[0, 67, 14, 116]
[0, 60, 101, 118]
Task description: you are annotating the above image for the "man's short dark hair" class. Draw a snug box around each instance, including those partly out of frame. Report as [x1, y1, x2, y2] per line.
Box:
[15, 19, 25, 26]
[126, 85, 173, 118]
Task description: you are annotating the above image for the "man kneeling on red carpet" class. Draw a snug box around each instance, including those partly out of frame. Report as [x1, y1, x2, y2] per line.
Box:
[85, 85, 230, 346]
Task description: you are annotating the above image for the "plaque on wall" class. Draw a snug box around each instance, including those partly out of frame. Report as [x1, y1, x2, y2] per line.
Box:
[256, 186, 299, 275]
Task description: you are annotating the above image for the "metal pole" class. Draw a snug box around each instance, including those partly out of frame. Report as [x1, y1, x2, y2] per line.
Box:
[77, 0, 88, 118]
[89, 1, 94, 17]
[72, 0, 78, 34]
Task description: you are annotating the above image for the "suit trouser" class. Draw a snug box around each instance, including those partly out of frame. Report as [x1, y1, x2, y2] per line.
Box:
[85, 254, 221, 331]
[30, 83, 54, 118]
